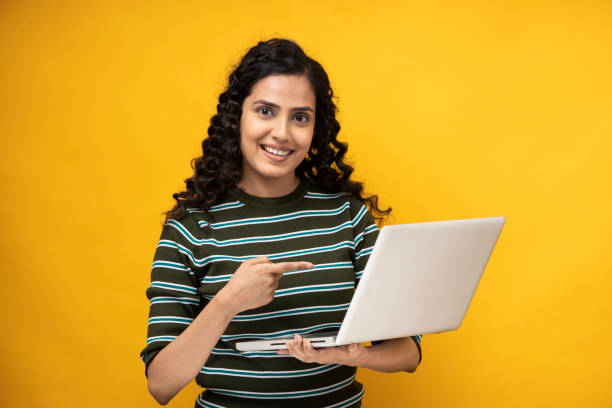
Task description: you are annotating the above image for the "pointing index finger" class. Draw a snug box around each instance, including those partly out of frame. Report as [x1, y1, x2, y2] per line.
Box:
[266, 261, 315, 274]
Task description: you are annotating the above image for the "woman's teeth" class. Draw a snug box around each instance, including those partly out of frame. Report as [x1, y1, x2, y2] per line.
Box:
[262, 145, 291, 156]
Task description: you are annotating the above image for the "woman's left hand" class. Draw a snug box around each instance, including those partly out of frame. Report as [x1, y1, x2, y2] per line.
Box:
[278, 334, 366, 366]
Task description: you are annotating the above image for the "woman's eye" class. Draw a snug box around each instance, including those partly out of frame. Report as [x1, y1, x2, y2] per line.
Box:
[294, 113, 309, 123]
[257, 107, 273, 116]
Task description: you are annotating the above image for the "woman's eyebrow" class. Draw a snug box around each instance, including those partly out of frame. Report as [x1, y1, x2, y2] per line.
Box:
[252, 99, 314, 113]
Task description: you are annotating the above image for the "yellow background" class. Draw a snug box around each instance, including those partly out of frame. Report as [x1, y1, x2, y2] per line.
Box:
[1, 0, 610, 406]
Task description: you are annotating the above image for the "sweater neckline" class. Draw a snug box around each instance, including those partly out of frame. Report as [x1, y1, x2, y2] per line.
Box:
[227, 179, 309, 209]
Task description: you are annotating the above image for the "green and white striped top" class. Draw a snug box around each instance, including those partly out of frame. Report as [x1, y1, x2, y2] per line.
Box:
[140, 179, 421, 408]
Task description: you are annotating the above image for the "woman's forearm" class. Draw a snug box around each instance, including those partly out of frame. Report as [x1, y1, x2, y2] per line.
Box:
[146, 292, 236, 405]
[355, 336, 420, 373]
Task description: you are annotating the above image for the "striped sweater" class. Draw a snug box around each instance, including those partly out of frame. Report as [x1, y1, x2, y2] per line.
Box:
[140, 180, 421, 408]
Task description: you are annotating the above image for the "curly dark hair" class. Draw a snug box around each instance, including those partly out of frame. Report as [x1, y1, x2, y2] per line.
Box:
[165, 38, 391, 224]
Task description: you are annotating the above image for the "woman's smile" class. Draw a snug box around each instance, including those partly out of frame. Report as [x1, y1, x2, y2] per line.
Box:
[260, 143, 293, 160]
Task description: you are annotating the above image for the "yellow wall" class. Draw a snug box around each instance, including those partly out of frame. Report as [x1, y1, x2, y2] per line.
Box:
[1, 0, 610, 406]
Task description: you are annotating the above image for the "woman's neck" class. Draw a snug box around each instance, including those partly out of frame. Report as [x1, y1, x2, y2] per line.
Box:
[236, 175, 301, 198]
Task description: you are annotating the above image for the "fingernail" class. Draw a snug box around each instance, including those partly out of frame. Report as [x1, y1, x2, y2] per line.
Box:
[307, 263, 314, 268]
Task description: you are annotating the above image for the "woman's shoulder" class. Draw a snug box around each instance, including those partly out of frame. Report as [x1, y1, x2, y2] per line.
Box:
[161, 211, 202, 244]
[164, 192, 237, 235]
[304, 181, 351, 200]
[304, 182, 368, 210]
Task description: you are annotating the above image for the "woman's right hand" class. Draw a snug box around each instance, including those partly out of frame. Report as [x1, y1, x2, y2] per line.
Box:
[217, 256, 314, 315]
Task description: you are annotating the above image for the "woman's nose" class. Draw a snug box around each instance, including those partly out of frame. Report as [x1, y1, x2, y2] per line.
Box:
[271, 117, 289, 141]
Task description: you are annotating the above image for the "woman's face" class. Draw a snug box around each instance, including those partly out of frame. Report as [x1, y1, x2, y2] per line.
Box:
[238, 74, 316, 196]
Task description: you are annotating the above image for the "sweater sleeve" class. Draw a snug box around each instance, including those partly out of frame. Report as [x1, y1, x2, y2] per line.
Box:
[139, 221, 202, 376]
[348, 196, 380, 287]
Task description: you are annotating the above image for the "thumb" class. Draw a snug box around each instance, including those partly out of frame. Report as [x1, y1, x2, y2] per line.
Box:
[249, 256, 270, 264]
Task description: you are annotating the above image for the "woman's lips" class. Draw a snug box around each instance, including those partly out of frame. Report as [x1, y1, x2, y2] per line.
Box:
[260, 144, 293, 162]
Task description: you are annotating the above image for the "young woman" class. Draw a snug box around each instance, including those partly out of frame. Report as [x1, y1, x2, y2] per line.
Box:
[140, 38, 421, 408]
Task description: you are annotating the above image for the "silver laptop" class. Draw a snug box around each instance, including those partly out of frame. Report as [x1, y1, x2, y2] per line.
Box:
[235, 216, 505, 351]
